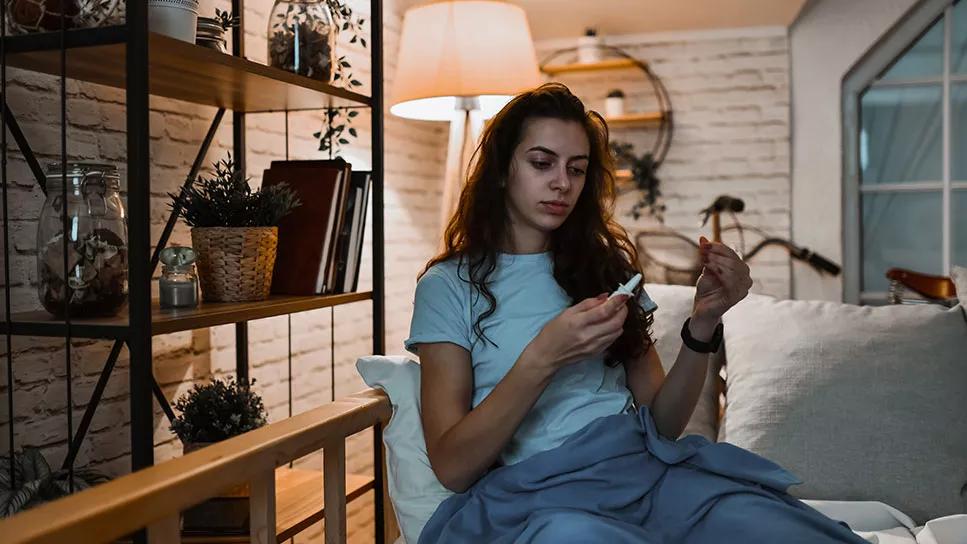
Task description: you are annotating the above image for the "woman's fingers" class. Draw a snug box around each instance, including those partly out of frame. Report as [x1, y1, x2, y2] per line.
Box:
[702, 241, 742, 261]
[706, 255, 752, 296]
[707, 253, 747, 276]
[705, 255, 740, 280]
[580, 293, 629, 325]
[586, 304, 627, 341]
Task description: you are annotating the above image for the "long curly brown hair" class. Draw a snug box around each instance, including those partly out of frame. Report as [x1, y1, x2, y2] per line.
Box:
[419, 83, 654, 366]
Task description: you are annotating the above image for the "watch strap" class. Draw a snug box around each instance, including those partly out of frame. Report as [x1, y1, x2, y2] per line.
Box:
[681, 317, 723, 353]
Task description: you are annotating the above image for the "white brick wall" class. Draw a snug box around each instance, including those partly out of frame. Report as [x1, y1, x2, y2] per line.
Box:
[1, 11, 792, 542]
[537, 27, 792, 298]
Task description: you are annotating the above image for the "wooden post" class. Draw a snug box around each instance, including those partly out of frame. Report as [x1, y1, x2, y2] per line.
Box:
[250, 469, 277, 544]
[146, 515, 180, 544]
[324, 439, 347, 544]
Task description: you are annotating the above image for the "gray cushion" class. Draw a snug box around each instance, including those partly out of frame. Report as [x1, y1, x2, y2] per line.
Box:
[644, 283, 724, 441]
[719, 294, 967, 523]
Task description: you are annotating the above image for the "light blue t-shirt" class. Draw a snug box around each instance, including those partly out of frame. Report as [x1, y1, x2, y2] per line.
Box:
[404, 251, 658, 466]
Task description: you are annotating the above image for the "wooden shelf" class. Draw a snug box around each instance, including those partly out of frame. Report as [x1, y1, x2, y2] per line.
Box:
[0, 291, 373, 339]
[5, 27, 370, 112]
[178, 468, 374, 543]
[605, 112, 664, 127]
[541, 58, 639, 75]
[275, 468, 373, 542]
[3, 25, 127, 54]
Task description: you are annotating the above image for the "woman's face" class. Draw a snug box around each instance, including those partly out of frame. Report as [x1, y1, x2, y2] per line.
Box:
[504, 117, 590, 250]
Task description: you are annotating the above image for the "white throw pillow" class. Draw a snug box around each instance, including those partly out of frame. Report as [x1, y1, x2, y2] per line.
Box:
[720, 295, 967, 524]
[356, 355, 453, 544]
[952, 266, 967, 307]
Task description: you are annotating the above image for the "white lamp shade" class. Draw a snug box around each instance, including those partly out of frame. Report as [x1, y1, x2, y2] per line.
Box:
[390, 1, 541, 121]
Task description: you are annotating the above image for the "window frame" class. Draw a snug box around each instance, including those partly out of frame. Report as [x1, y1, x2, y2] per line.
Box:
[842, 0, 960, 304]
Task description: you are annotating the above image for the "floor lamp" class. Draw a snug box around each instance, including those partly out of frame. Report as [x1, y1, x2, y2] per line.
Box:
[389, 1, 541, 249]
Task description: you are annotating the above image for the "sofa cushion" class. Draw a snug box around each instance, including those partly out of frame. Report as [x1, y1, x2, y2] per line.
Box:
[719, 294, 967, 523]
[644, 283, 724, 441]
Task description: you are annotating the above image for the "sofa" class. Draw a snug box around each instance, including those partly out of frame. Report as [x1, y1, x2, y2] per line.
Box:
[357, 283, 967, 544]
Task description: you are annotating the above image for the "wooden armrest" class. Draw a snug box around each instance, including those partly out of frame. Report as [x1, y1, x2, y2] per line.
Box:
[886, 268, 957, 300]
[0, 389, 392, 544]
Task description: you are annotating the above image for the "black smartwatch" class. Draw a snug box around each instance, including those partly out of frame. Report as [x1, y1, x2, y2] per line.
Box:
[681, 317, 723, 354]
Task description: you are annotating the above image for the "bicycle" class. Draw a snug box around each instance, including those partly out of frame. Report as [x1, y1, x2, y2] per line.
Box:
[633, 195, 841, 287]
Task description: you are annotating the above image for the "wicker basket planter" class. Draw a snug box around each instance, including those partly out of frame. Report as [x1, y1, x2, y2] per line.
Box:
[190, 226, 278, 302]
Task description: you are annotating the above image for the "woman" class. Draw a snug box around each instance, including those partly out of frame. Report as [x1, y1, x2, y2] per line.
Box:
[404, 83, 864, 543]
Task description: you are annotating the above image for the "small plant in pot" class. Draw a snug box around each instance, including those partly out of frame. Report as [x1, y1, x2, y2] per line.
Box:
[1, 447, 109, 517]
[169, 154, 300, 303]
[171, 376, 268, 534]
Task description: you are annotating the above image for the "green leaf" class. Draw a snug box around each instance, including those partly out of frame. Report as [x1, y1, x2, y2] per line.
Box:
[312, 131, 321, 139]
[360, 38, 367, 48]
[7, 480, 43, 515]
[0, 490, 13, 515]
[347, 110, 359, 118]
[348, 128, 357, 137]
[338, 138, 349, 145]
[350, 79, 362, 87]
[21, 448, 50, 482]
[350, 36, 357, 44]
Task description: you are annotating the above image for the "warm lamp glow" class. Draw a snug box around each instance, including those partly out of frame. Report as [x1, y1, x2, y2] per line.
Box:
[389, 1, 541, 121]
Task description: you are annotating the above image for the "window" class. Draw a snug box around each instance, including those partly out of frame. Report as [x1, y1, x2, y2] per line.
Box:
[843, 0, 966, 304]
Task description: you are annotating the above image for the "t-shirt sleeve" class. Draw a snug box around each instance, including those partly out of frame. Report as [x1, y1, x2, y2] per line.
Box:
[404, 268, 471, 356]
[637, 286, 659, 316]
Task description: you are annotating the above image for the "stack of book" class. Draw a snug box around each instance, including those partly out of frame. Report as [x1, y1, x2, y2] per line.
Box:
[262, 159, 371, 295]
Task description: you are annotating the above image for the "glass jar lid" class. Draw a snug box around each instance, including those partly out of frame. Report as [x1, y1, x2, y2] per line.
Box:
[45, 162, 120, 190]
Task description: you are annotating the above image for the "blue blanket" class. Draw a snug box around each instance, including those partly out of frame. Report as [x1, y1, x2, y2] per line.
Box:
[418, 407, 868, 543]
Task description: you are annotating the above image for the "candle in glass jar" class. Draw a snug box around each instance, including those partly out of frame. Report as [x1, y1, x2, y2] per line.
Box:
[158, 246, 199, 309]
[160, 273, 198, 308]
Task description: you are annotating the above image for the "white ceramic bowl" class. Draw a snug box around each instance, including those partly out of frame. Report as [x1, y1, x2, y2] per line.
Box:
[148, 0, 200, 43]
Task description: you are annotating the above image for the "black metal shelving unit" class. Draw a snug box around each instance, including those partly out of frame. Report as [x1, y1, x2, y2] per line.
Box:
[1, 1, 386, 541]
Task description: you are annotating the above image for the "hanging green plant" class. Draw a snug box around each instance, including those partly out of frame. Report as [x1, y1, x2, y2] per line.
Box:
[318, 1, 367, 154]
[611, 141, 666, 222]
[315, 108, 361, 155]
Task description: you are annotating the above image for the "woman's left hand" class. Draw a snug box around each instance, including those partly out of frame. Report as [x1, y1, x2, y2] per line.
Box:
[692, 236, 753, 323]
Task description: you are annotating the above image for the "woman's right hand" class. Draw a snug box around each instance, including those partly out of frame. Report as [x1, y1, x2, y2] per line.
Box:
[524, 293, 631, 374]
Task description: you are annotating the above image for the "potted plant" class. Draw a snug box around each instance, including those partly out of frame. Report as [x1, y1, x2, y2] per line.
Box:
[170, 376, 268, 450]
[605, 89, 625, 118]
[169, 154, 300, 303]
[171, 376, 268, 534]
[1, 447, 109, 517]
[611, 141, 666, 222]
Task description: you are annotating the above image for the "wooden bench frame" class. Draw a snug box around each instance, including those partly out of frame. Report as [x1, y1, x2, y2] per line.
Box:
[0, 389, 399, 544]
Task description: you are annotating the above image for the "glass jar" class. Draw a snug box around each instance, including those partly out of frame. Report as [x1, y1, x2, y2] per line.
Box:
[267, 0, 337, 82]
[159, 246, 199, 309]
[36, 162, 128, 317]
